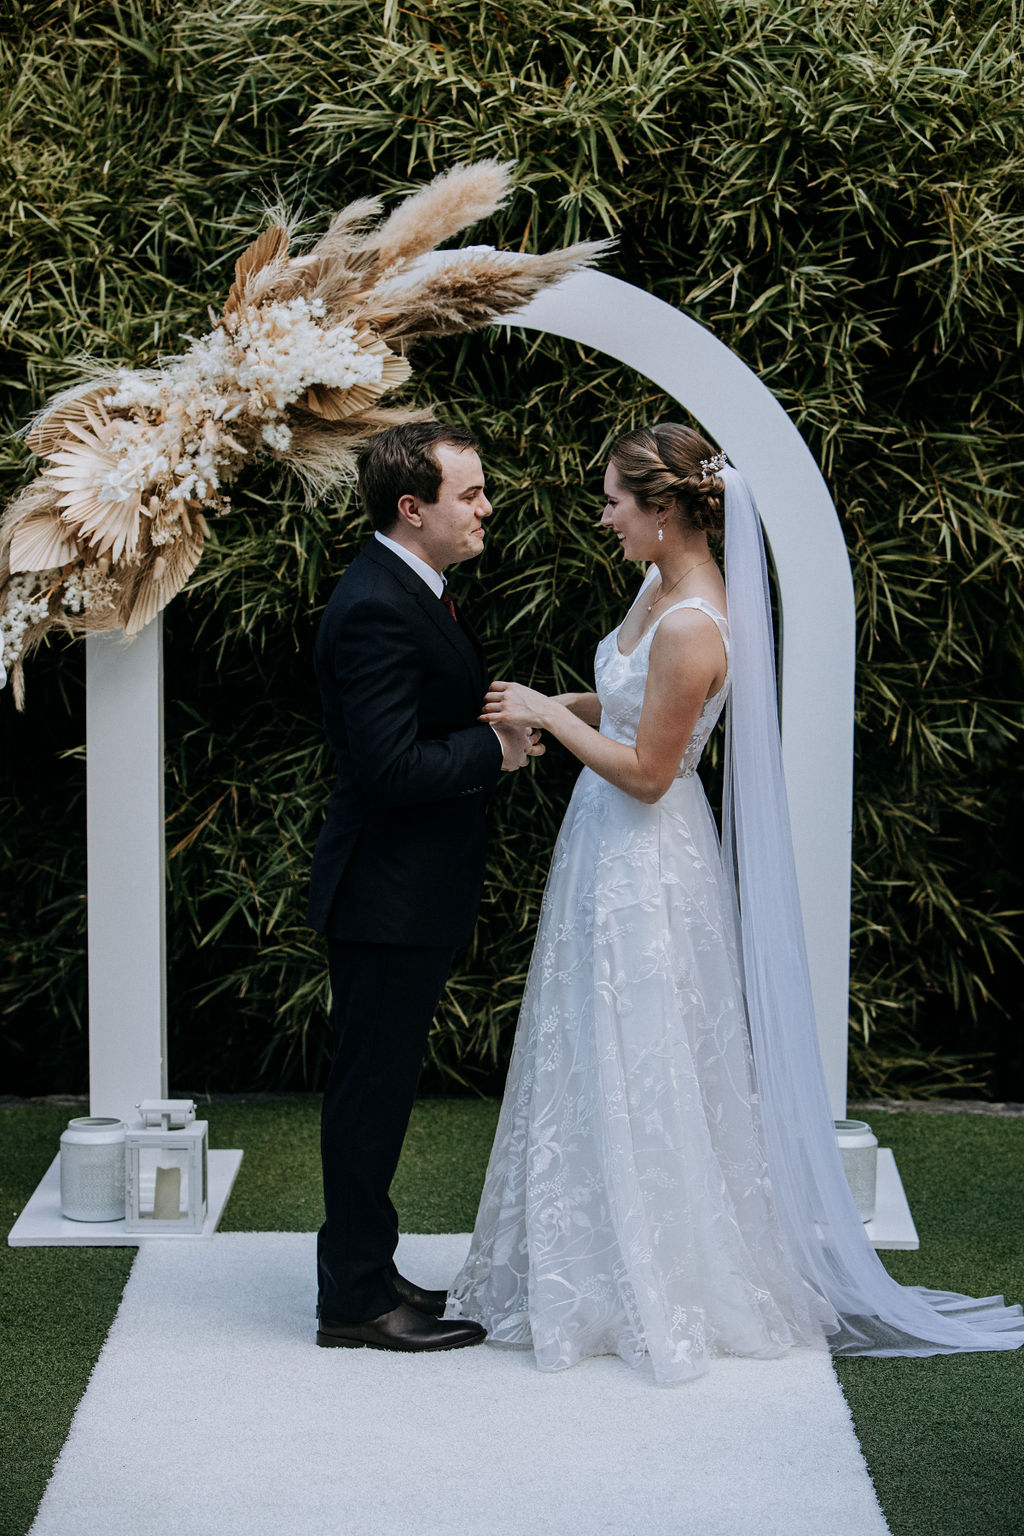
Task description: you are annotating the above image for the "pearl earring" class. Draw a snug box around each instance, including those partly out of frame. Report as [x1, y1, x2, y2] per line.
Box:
[657, 525, 664, 542]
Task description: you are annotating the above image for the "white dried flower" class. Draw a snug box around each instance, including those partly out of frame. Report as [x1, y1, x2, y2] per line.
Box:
[261, 422, 293, 451]
[0, 572, 58, 679]
[60, 563, 117, 618]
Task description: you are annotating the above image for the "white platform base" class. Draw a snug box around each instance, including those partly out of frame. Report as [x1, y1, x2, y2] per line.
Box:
[7, 1149, 243, 1247]
[864, 1148, 919, 1250]
[6, 1146, 916, 1251]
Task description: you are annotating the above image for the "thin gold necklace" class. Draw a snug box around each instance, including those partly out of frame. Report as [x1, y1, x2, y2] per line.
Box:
[646, 556, 714, 613]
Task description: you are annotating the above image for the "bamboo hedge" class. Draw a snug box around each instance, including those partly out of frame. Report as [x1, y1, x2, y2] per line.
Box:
[1, 0, 1022, 1099]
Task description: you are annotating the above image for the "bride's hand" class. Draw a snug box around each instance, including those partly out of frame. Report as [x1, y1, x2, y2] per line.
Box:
[481, 680, 552, 729]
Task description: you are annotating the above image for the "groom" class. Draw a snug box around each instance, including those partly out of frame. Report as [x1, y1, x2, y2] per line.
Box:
[307, 421, 538, 1352]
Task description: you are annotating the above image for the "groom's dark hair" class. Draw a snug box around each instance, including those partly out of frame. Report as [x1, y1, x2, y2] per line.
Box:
[358, 421, 480, 532]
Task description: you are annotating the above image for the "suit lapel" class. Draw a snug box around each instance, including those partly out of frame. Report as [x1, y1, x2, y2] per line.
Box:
[362, 538, 488, 696]
[454, 606, 490, 694]
[413, 586, 489, 696]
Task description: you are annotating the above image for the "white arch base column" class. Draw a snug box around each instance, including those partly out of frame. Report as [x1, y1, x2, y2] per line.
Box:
[87, 618, 168, 1126]
[8, 617, 241, 1248]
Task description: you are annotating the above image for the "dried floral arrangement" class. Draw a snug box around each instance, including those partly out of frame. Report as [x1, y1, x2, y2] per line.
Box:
[0, 161, 605, 706]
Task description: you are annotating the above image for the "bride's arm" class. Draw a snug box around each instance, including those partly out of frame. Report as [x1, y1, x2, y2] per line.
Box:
[551, 692, 602, 727]
[483, 612, 725, 805]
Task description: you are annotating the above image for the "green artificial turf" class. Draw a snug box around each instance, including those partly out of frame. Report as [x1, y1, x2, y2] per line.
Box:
[834, 1113, 1024, 1536]
[0, 1105, 134, 1536]
[2, 1101, 1020, 1536]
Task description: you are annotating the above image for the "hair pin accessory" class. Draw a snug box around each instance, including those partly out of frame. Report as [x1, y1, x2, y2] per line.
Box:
[700, 452, 728, 474]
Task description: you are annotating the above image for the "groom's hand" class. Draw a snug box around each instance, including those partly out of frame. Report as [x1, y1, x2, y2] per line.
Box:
[494, 723, 543, 771]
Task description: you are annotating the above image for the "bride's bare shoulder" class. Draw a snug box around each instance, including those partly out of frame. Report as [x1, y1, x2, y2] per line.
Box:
[650, 604, 728, 679]
[654, 604, 723, 642]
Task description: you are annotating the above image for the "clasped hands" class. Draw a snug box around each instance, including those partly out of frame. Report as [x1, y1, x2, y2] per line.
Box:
[483, 681, 553, 772]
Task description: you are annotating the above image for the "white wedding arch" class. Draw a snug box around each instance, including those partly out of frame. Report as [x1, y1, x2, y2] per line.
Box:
[85, 269, 855, 1128]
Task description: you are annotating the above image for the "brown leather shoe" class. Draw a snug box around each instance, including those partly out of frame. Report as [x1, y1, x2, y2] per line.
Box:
[316, 1302, 486, 1352]
[392, 1272, 448, 1317]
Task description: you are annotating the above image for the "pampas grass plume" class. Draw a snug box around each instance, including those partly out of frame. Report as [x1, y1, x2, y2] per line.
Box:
[364, 161, 514, 269]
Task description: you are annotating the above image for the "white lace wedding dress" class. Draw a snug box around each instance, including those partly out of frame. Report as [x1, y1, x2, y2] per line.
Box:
[447, 580, 828, 1383]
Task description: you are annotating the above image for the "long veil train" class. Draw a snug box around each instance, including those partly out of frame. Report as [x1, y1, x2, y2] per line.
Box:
[722, 465, 1023, 1355]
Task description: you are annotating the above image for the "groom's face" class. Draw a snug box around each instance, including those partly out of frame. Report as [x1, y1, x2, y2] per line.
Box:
[403, 444, 493, 570]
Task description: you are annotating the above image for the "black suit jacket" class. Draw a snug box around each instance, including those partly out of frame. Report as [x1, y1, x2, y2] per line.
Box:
[307, 538, 504, 947]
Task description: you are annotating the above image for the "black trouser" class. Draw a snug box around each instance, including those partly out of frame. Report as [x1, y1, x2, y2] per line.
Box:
[317, 939, 455, 1323]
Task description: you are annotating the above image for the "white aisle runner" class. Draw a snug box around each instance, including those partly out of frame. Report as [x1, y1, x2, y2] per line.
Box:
[31, 1233, 890, 1536]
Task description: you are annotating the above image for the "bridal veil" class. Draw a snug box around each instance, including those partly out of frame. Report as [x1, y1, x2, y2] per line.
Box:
[721, 464, 1023, 1355]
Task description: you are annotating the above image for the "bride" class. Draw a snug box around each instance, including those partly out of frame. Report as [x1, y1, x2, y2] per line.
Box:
[446, 421, 1024, 1384]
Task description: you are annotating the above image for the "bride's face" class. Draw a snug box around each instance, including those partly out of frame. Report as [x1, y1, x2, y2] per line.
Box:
[601, 462, 658, 561]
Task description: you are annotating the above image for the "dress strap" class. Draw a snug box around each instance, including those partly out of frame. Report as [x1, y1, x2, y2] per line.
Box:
[649, 597, 730, 658]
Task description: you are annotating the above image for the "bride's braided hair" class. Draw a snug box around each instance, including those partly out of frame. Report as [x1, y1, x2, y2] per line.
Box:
[609, 423, 725, 536]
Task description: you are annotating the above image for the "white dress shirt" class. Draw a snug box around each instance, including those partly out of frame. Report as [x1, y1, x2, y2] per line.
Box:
[374, 530, 445, 598]
[373, 531, 505, 754]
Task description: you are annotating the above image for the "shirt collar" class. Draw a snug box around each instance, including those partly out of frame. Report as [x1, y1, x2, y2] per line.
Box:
[374, 530, 445, 599]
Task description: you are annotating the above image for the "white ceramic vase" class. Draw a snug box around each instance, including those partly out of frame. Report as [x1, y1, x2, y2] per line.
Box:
[59, 1116, 126, 1222]
[834, 1118, 878, 1223]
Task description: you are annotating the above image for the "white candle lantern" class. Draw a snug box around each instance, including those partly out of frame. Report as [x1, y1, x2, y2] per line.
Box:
[125, 1099, 208, 1234]
[60, 1117, 126, 1222]
[834, 1119, 878, 1223]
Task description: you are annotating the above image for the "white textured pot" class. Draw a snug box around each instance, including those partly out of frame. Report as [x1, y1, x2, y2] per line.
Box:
[834, 1119, 878, 1223]
[59, 1117, 126, 1222]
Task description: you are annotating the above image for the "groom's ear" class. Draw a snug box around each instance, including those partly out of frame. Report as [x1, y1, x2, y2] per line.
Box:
[396, 494, 423, 528]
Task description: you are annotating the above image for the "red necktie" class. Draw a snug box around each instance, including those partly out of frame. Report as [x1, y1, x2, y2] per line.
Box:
[440, 589, 458, 624]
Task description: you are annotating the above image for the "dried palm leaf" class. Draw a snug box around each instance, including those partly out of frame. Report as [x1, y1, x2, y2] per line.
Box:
[300, 332, 412, 420]
[303, 250, 384, 322]
[44, 417, 143, 561]
[9, 508, 81, 573]
[121, 515, 209, 636]
[280, 211, 387, 316]
[2, 477, 76, 577]
[261, 253, 327, 305]
[25, 374, 126, 456]
[222, 225, 290, 318]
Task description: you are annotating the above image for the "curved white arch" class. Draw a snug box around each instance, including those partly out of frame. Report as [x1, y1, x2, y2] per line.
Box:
[82, 269, 855, 1129]
[495, 271, 855, 1114]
